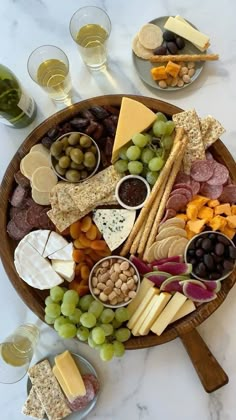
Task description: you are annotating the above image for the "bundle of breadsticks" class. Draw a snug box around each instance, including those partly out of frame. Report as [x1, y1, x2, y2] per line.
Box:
[120, 127, 188, 260]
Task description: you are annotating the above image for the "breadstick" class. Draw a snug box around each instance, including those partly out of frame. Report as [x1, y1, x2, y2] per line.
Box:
[130, 223, 145, 255]
[149, 53, 219, 63]
[120, 127, 185, 256]
[143, 135, 188, 260]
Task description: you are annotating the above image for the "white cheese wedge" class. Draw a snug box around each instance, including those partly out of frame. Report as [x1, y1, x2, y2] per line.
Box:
[139, 293, 172, 336]
[14, 241, 63, 289]
[164, 16, 210, 51]
[170, 299, 196, 323]
[25, 230, 50, 256]
[127, 287, 159, 330]
[151, 292, 187, 336]
[43, 231, 69, 258]
[48, 243, 73, 261]
[127, 277, 154, 317]
[132, 294, 163, 336]
[93, 209, 136, 251]
[175, 15, 207, 51]
[51, 260, 75, 282]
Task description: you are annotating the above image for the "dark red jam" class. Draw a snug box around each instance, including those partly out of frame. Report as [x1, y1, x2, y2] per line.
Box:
[118, 178, 148, 207]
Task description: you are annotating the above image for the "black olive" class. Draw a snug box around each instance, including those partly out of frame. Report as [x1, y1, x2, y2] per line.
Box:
[209, 272, 221, 280]
[166, 41, 178, 54]
[217, 234, 230, 246]
[47, 127, 59, 139]
[203, 254, 214, 270]
[187, 249, 196, 257]
[215, 243, 225, 256]
[196, 248, 204, 258]
[41, 136, 54, 149]
[201, 238, 213, 251]
[175, 36, 185, 49]
[228, 245, 236, 260]
[163, 30, 176, 42]
[195, 262, 207, 278]
[208, 233, 217, 241]
[189, 258, 197, 265]
[195, 238, 203, 248]
[223, 259, 235, 271]
[153, 46, 168, 55]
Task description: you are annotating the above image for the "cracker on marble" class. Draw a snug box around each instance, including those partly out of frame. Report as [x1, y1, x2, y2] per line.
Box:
[22, 386, 45, 420]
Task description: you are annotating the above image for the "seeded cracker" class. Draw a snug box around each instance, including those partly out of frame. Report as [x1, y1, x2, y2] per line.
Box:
[199, 116, 212, 139]
[202, 115, 225, 149]
[172, 109, 205, 174]
[28, 359, 71, 420]
[22, 386, 45, 419]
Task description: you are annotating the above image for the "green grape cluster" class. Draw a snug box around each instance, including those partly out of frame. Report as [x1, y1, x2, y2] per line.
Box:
[114, 112, 175, 186]
[44, 286, 131, 362]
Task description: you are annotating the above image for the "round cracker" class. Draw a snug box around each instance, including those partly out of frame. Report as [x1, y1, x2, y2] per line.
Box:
[138, 23, 163, 49]
[32, 187, 50, 205]
[32, 166, 58, 193]
[146, 242, 157, 263]
[21, 151, 51, 180]
[132, 33, 153, 59]
[155, 226, 187, 242]
[156, 236, 183, 260]
[168, 237, 188, 258]
[159, 217, 185, 232]
[30, 144, 50, 158]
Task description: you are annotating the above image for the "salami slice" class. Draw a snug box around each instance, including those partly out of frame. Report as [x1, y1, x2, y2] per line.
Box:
[39, 208, 54, 230]
[166, 193, 188, 212]
[190, 179, 200, 196]
[14, 170, 30, 189]
[9, 206, 19, 219]
[7, 219, 31, 241]
[68, 377, 95, 412]
[10, 185, 28, 207]
[190, 160, 214, 182]
[172, 183, 193, 195]
[170, 187, 192, 201]
[82, 374, 99, 395]
[26, 204, 43, 227]
[174, 172, 191, 185]
[160, 208, 177, 224]
[207, 162, 229, 186]
[13, 209, 32, 231]
[219, 185, 236, 204]
[200, 183, 223, 199]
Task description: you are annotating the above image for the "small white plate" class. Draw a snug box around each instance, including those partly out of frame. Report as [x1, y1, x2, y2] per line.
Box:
[27, 352, 99, 420]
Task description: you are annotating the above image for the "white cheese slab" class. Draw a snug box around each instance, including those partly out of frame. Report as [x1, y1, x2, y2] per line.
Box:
[25, 230, 51, 256]
[51, 260, 75, 283]
[93, 209, 136, 251]
[48, 243, 73, 261]
[43, 231, 69, 258]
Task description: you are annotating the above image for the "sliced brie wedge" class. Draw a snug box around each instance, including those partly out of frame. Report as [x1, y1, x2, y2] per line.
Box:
[43, 231, 69, 258]
[48, 243, 73, 261]
[51, 260, 75, 283]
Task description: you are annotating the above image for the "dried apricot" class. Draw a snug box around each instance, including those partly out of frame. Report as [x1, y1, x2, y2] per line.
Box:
[79, 233, 92, 248]
[81, 264, 90, 282]
[86, 224, 98, 240]
[81, 216, 92, 232]
[96, 229, 102, 240]
[74, 238, 86, 249]
[69, 280, 89, 296]
[89, 251, 102, 262]
[96, 248, 111, 257]
[70, 221, 81, 239]
[90, 240, 107, 251]
[84, 255, 94, 268]
[75, 262, 88, 275]
[72, 249, 85, 263]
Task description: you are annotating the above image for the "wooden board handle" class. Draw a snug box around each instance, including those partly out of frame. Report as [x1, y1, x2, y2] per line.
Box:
[180, 329, 228, 393]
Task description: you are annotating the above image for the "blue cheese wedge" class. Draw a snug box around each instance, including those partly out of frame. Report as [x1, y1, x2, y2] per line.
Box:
[93, 209, 136, 251]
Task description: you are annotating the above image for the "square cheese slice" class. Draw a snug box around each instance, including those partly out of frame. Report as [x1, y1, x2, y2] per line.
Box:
[151, 292, 187, 336]
[54, 351, 86, 399]
[139, 293, 172, 336]
[127, 277, 154, 317]
[127, 287, 159, 330]
[170, 299, 196, 323]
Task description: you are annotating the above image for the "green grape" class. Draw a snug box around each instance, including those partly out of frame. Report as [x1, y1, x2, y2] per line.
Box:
[112, 318, 122, 329]
[63, 290, 79, 306]
[155, 112, 167, 122]
[100, 324, 114, 336]
[79, 295, 94, 312]
[146, 171, 159, 186]
[114, 160, 128, 173]
[143, 133, 152, 143]
[148, 156, 164, 172]
[69, 308, 82, 324]
[77, 326, 90, 341]
[88, 301, 104, 319]
[115, 328, 131, 342]
[126, 145, 141, 161]
[45, 314, 56, 325]
[61, 302, 76, 317]
[153, 120, 167, 137]
[45, 296, 53, 306]
[113, 340, 125, 357]
[100, 343, 114, 361]
[132, 133, 148, 148]
[119, 146, 129, 160]
[54, 316, 68, 331]
[162, 135, 174, 150]
[128, 161, 143, 175]
[164, 120, 175, 135]
[115, 307, 130, 323]
[80, 312, 97, 328]
[100, 308, 115, 324]
[45, 303, 61, 318]
[141, 148, 155, 164]
[58, 323, 77, 339]
[50, 286, 65, 303]
[88, 335, 97, 348]
[141, 165, 149, 178]
[91, 326, 106, 345]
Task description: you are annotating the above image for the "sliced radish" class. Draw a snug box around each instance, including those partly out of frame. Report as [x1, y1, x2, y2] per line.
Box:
[160, 275, 190, 293]
[130, 255, 151, 275]
[145, 271, 171, 287]
[183, 280, 217, 302]
[153, 262, 192, 276]
[202, 280, 221, 293]
[149, 255, 183, 267]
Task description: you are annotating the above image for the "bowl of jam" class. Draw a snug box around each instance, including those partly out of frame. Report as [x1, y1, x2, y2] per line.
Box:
[115, 175, 150, 210]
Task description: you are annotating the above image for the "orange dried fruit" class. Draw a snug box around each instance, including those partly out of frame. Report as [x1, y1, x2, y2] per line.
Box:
[89, 251, 102, 262]
[84, 255, 94, 268]
[86, 224, 98, 240]
[70, 221, 81, 239]
[72, 249, 85, 263]
[96, 249, 111, 257]
[79, 233, 92, 248]
[74, 238, 86, 249]
[81, 216, 92, 233]
[96, 229, 102, 240]
[90, 240, 107, 251]
[81, 264, 90, 282]
[69, 280, 89, 296]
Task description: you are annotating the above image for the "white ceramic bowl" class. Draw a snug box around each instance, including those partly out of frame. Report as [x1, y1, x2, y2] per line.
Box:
[115, 174, 151, 210]
[50, 131, 101, 182]
[89, 255, 140, 308]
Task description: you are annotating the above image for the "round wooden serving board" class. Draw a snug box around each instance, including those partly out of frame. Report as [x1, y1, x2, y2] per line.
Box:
[0, 95, 235, 392]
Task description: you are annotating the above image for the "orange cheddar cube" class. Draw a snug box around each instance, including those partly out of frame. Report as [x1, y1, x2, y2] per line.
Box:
[185, 226, 196, 240]
[208, 215, 227, 231]
[226, 215, 236, 229]
[231, 205, 236, 216]
[165, 61, 181, 78]
[150, 66, 167, 81]
[198, 206, 213, 222]
[207, 199, 220, 208]
[189, 195, 210, 208]
[187, 219, 207, 234]
[186, 204, 198, 221]
[176, 213, 188, 222]
[221, 225, 235, 240]
[215, 203, 231, 216]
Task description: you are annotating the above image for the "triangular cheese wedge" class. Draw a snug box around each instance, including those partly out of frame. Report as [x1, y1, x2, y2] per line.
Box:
[43, 231, 69, 258]
[25, 230, 51, 256]
[111, 97, 157, 163]
[51, 260, 75, 282]
[48, 243, 73, 261]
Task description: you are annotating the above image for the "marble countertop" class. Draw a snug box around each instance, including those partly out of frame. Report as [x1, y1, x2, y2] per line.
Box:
[1, 0, 236, 419]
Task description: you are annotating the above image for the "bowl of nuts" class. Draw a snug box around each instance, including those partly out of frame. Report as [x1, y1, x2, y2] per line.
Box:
[89, 256, 140, 308]
[50, 131, 101, 183]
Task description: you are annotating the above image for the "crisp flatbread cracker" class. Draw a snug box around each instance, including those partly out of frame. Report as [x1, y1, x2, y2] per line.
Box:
[199, 116, 212, 139]
[22, 386, 45, 419]
[172, 109, 205, 174]
[203, 115, 225, 149]
[28, 359, 71, 420]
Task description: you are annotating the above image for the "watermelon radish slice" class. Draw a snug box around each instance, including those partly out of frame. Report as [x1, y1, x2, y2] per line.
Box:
[160, 275, 190, 293]
[183, 280, 217, 302]
[145, 271, 171, 287]
[202, 280, 222, 293]
[130, 255, 151, 275]
[149, 255, 183, 267]
[153, 262, 192, 276]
